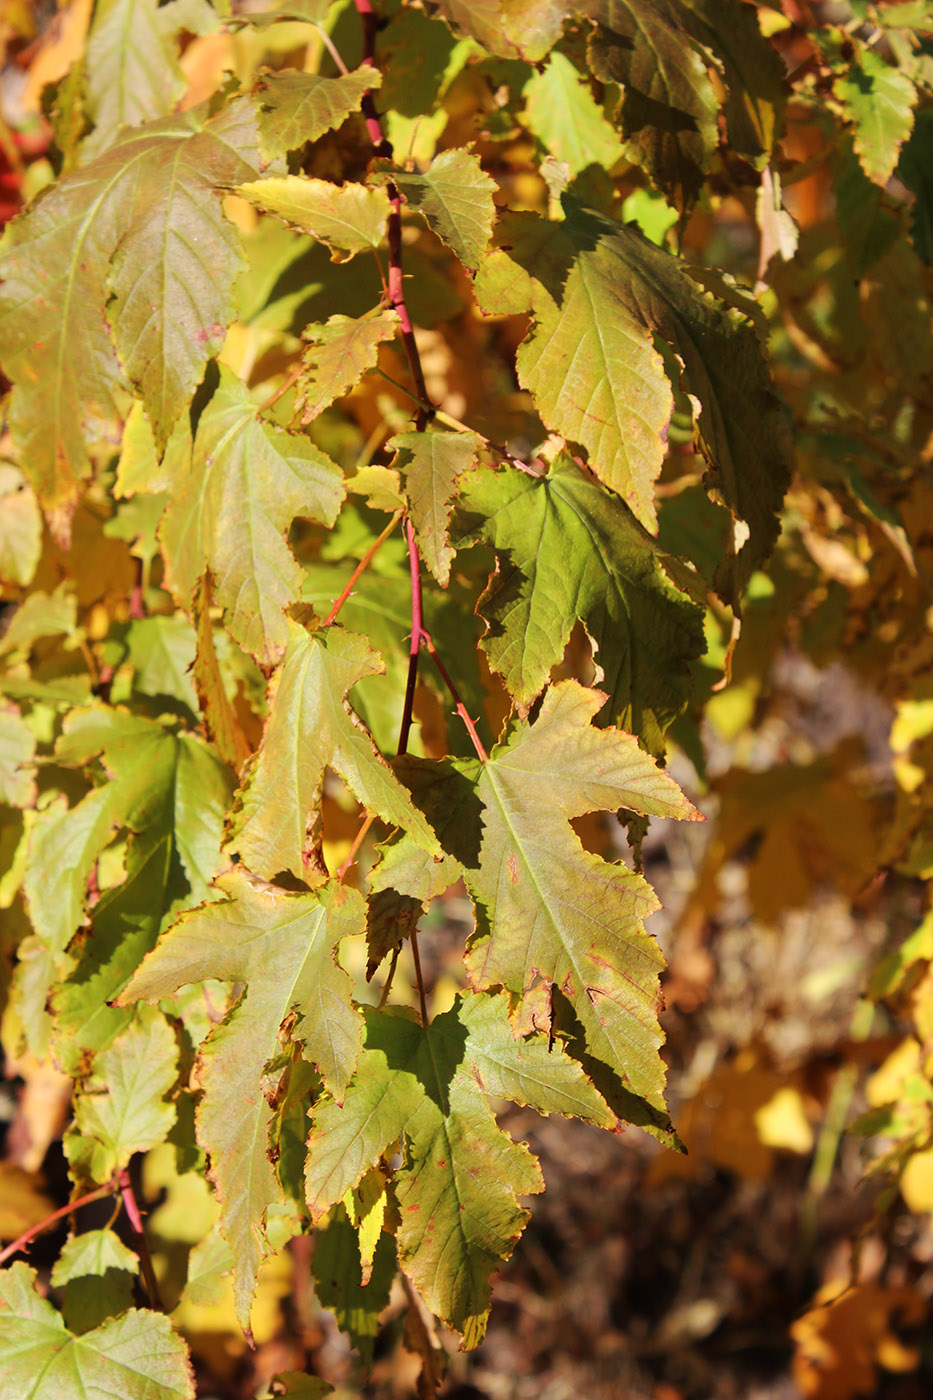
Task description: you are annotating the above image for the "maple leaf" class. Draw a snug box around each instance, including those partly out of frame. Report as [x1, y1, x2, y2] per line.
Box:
[238, 177, 391, 261]
[24, 706, 233, 959]
[453, 454, 704, 752]
[389, 427, 482, 585]
[373, 149, 498, 271]
[0, 98, 265, 542]
[254, 66, 381, 159]
[159, 366, 344, 665]
[122, 869, 366, 1328]
[475, 201, 794, 598]
[298, 309, 400, 423]
[397, 682, 700, 1133]
[0, 1262, 195, 1400]
[227, 617, 440, 882]
[305, 992, 611, 1346]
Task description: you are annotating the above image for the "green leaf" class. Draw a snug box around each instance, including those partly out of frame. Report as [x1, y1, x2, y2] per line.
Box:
[122, 871, 366, 1327]
[0, 702, 37, 808]
[0, 586, 78, 657]
[398, 683, 699, 1132]
[523, 51, 625, 175]
[125, 615, 198, 716]
[0, 100, 264, 539]
[0, 463, 42, 588]
[51, 1229, 140, 1335]
[159, 366, 344, 665]
[227, 618, 440, 882]
[453, 456, 704, 753]
[0, 1262, 194, 1399]
[836, 46, 916, 186]
[69, 1005, 178, 1183]
[25, 707, 233, 958]
[898, 108, 933, 264]
[374, 149, 497, 271]
[388, 427, 481, 585]
[306, 993, 609, 1345]
[311, 1207, 396, 1362]
[238, 177, 391, 261]
[255, 66, 380, 159]
[298, 309, 400, 423]
[476, 203, 793, 596]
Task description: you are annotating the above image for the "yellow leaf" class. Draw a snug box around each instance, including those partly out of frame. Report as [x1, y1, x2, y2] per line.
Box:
[755, 1086, 814, 1154]
[0, 1163, 56, 1240]
[900, 1147, 933, 1213]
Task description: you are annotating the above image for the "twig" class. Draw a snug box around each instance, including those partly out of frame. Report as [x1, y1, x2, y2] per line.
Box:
[307, 21, 350, 75]
[424, 634, 488, 762]
[0, 1181, 117, 1267]
[118, 1168, 163, 1311]
[397, 519, 424, 757]
[258, 362, 303, 415]
[409, 927, 430, 1027]
[324, 511, 402, 626]
[377, 947, 401, 1007]
[376, 367, 542, 477]
[337, 812, 377, 878]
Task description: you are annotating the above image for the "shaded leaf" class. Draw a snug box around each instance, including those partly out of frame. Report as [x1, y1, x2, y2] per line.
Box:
[0, 1261, 195, 1400]
[453, 455, 704, 752]
[122, 871, 366, 1326]
[160, 366, 344, 665]
[374, 149, 497, 270]
[306, 994, 609, 1345]
[432, 0, 567, 61]
[312, 1207, 396, 1363]
[227, 618, 440, 882]
[51, 1229, 139, 1335]
[836, 45, 916, 186]
[476, 202, 793, 596]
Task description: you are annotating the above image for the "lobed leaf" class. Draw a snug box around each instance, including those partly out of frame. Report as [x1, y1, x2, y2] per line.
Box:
[453, 455, 704, 752]
[238, 177, 391, 261]
[388, 427, 482, 585]
[374, 149, 498, 271]
[160, 366, 344, 665]
[255, 66, 380, 160]
[122, 871, 366, 1326]
[298, 308, 400, 423]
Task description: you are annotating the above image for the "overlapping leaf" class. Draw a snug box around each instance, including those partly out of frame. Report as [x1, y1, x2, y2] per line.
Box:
[227, 617, 440, 881]
[160, 366, 344, 664]
[122, 871, 366, 1327]
[298, 309, 400, 423]
[0, 99, 264, 539]
[25, 706, 233, 958]
[836, 45, 917, 186]
[51, 1230, 139, 1335]
[432, 0, 568, 60]
[396, 682, 699, 1134]
[475, 201, 794, 596]
[0, 1262, 194, 1400]
[389, 427, 482, 584]
[305, 992, 611, 1345]
[453, 455, 704, 752]
[255, 66, 380, 159]
[373, 149, 497, 271]
[238, 177, 390, 261]
[523, 51, 625, 174]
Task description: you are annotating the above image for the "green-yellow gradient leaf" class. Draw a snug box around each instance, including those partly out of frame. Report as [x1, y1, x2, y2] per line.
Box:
[51, 1229, 139, 1335]
[25, 707, 233, 959]
[159, 366, 344, 665]
[255, 66, 380, 159]
[375, 149, 497, 271]
[83, 0, 218, 157]
[227, 620, 440, 882]
[298, 309, 400, 423]
[238, 177, 391, 261]
[476, 203, 793, 595]
[0, 1262, 195, 1400]
[70, 1005, 179, 1182]
[523, 51, 625, 175]
[122, 871, 366, 1328]
[453, 456, 704, 753]
[388, 427, 481, 585]
[0, 100, 264, 540]
[0, 701, 37, 808]
[0, 464, 42, 589]
[305, 993, 609, 1345]
[836, 46, 917, 186]
[398, 683, 699, 1132]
